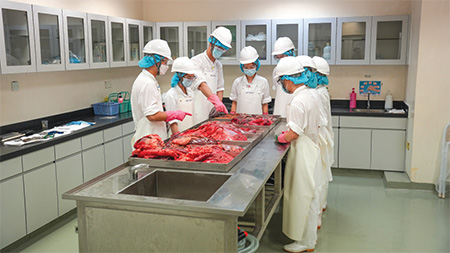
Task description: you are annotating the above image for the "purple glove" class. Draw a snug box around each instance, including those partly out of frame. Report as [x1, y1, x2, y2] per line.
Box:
[275, 133, 289, 144]
[165, 110, 192, 122]
[207, 94, 229, 114]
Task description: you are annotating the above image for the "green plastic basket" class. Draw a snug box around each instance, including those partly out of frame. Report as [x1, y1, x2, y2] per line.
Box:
[108, 92, 131, 113]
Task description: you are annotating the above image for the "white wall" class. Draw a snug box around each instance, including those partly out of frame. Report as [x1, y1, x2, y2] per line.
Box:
[0, 0, 143, 125]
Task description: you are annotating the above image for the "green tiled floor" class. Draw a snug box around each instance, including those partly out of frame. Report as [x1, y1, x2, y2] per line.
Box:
[18, 175, 450, 253]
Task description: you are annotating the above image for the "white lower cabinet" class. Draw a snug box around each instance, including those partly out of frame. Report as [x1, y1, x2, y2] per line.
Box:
[104, 139, 124, 171]
[55, 153, 83, 215]
[122, 133, 133, 162]
[0, 176, 27, 249]
[24, 163, 58, 233]
[82, 145, 105, 182]
[332, 128, 339, 168]
[338, 128, 371, 169]
[371, 129, 406, 171]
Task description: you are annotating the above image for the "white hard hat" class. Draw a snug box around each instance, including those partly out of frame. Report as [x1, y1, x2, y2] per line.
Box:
[297, 55, 317, 70]
[239, 46, 259, 64]
[312, 56, 330, 75]
[171, 57, 197, 75]
[211, 27, 232, 48]
[272, 37, 295, 55]
[143, 39, 173, 61]
[274, 56, 304, 78]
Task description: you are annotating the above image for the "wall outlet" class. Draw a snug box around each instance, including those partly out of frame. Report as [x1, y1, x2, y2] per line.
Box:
[11, 81, 19, 91]
[104, 80, 112, 89]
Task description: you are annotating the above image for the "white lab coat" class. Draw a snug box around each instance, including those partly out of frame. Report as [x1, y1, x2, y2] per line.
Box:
[317, 85, 334, 209]
[282, 86, 322, 245]
[130, 69, 167, 147]
[272, 67, 293, 118]
[230, 75, 271, 114]
[164, 85, 196, 133]
[191, 51, 224, 123]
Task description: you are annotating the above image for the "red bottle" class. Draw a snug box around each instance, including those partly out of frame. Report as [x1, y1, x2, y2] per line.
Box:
[350, 88, 357, 109]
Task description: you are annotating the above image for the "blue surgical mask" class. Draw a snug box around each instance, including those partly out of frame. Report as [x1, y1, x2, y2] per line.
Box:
[182, 78, 194, 88]
[243, 68, 257, 77]
[212, 47, 226, 59]
[278, 78, 292, 94]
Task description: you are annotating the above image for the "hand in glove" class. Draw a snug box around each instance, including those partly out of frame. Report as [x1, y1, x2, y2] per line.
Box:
[207, 94, 229, 114]
[275, 132, 289, 144]
[165, 110, 192, 122]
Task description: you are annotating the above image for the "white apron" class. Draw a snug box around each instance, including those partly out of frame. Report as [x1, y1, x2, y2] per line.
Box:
[273, 83, 293, 118]
[236, 87, 263, 114]
[131, 117, 167, 149]
[194, 70, 217, 123]
[176, 95, 195, 132]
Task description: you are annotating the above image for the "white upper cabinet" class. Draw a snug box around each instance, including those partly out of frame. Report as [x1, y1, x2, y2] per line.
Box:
[63, 10, 89, 70]
[108, 16, 126, 68]
[0, 0, 36, 74]
[241, 20, 272, 65]
[156, 22, 183, 60]
[271, 19, 303, 65]
[183, 21, 211, 58]
[303, 18, 337, 65]
[336, 16, 372, 65]
[141, 21, 155, 51]
[211, 20, 240, 65]
[125, 19, 142, 66]
[370, 15, 408, 65]
[32, 5, 65, 72]
[88, 14, 110, 69]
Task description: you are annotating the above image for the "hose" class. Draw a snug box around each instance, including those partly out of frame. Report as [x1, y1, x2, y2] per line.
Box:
[237, 234, 259, 253]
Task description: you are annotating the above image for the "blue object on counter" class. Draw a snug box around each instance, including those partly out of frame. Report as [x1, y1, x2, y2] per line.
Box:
[66, 121, 94, 126]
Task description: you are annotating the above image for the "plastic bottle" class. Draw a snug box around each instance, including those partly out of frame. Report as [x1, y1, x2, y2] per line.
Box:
[323, 43, 331, 60]
[350, 88, 357, 109]
[118, 94, 123, 103]
[94, 46, 100, 62]
[385, 90, 393, 110]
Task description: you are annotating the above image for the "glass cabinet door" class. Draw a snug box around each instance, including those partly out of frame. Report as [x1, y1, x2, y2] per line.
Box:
[0, 1, 36, 74]
[303, 18, 337, 65]
[337, 17, 372, 65]
[126, 19, 141, 66]
[141, 21, 154, 49]
[156, 22, 183, 60]
[370, 15, 408, 65]
[63, 10, 89, 70]
[212, 21, 240, 65]
[32, 6, 64, 72]
[108, 16, 126, 67]
[241, 20, 272, 65]
[88, 14, 109, 69]
[271, 19, 303, 65]
[183, 22, 211, 58]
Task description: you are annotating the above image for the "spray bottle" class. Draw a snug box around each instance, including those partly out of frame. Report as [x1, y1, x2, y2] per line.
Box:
[350, 88, 357, 110]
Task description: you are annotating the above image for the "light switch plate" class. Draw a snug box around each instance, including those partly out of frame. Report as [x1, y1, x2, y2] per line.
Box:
[11, 81, 19, 91]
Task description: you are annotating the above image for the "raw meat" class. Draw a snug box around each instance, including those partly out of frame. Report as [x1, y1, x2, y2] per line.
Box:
[179, 121, 248, 141]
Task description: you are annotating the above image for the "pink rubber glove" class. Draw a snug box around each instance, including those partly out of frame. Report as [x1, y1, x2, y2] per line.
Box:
[230, 111, 236, 114]
[165, 110, 192, 122]
[207, 94, 229, 114]
[275, 133, 289, 144]
[263, 112, 269, 115]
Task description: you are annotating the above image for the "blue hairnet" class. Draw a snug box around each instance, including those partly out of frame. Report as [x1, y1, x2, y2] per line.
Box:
[317, 74, 329, 85]
[304, 68, 318, 88]
[208, 37, 230, 50]
[284, 49, 296, 57]
[138, 54, 163, 68]
[280, 72, 308, 85]
[239, 59, 260, 73]
[170, 72, 185, 87]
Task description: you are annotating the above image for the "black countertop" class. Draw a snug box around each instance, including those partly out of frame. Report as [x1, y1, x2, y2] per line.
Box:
[0, 99, 408, 162]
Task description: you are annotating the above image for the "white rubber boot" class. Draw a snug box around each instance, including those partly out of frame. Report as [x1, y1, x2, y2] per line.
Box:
[283, 241, 315, 252]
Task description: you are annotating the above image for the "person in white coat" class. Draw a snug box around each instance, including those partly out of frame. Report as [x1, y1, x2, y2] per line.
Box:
[165, 57, 199, 134]
[230, 46, 271, 115]
[130, 39, 192, 146]
[272, 37, 296, 117]
[313, 56, 334, 214]
[191, 27, 231, 123]
[274, 57, 322, 253]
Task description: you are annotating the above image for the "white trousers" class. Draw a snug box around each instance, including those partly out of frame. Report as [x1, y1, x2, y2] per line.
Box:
[299, 189, 320, 246]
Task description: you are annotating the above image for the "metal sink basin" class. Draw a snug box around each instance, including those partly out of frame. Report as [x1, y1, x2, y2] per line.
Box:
[352, 108, 386, 113]
[118, 170, 231, 202]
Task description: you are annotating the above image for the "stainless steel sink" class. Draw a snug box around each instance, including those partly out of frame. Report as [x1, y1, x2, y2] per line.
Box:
[352, 108, 386, 113]
[118, 170, 231, 201]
